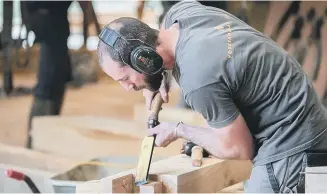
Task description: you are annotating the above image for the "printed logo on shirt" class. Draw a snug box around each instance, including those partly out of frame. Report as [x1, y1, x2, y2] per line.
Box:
[214, 21, 233, 59]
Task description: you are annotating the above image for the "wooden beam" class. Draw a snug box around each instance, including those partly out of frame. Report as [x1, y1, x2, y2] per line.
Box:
[133, 104, 207, 127]
[31, 116, 182, 160]
[76, 154, 252, 193]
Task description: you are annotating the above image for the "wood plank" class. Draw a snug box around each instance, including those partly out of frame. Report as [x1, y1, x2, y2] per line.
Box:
[133, 103, 207, 127]
[104, 174, 134, 193]
[305, 166, 327, 193]
[31, 116, 183, 160]
[76, 155, 252, 193]
[0, 142, 76, 173]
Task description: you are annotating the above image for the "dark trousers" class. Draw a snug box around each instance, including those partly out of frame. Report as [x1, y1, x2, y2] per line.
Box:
[245, 131, 327, 193]
[26, 1, 72, 100]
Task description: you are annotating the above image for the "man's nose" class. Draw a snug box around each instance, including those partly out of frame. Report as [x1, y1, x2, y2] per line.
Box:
[120, 82, 133, 91]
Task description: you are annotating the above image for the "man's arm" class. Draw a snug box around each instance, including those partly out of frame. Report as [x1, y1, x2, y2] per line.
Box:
[182, 83, 254, 160]
[177, 114, 254, 160]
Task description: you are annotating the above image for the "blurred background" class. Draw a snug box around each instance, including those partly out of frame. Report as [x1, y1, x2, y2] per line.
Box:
[0, 1, 326, 192]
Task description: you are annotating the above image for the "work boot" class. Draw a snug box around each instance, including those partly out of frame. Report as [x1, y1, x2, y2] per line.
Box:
[26, 94, 65, 149]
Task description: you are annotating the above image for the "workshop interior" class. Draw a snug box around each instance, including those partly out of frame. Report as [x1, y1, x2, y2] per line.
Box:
[0, 0, 327, 193]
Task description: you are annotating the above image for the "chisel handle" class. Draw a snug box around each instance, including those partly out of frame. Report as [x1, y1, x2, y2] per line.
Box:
[148, 92, 164, 128]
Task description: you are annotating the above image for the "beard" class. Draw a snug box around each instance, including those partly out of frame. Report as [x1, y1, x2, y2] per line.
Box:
[133, 73, 163, 92]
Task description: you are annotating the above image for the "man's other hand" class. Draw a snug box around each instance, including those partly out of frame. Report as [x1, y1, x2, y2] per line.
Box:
[143, 72, 170, 110]
[147, 122, 180, 147]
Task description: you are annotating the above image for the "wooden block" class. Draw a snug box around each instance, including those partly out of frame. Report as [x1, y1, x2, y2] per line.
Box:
[133, 103, 207, 127]
[103, 174, 134, 193]
[76, 174, 134, 193]
[305, 166, 327, 193]
[139, 181, 163, 193]
[77, 155, 252, 193]
[31, 115, 182, 160]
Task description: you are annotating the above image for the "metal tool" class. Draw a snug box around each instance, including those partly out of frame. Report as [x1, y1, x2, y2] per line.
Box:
[135, 92, 164, 186]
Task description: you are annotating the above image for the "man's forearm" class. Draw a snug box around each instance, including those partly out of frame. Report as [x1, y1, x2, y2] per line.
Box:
[177, 123, 248, 160]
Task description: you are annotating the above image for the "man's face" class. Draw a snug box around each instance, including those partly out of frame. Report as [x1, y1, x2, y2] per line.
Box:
[101, 56, 163, 92]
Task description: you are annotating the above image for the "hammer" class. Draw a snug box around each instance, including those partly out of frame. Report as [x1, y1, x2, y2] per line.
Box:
[182, 141, 210, 167]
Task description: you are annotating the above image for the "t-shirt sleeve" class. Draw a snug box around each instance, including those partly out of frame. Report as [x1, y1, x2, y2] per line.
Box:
[162, 0, 202, 29]
[185, 83, 240, 128]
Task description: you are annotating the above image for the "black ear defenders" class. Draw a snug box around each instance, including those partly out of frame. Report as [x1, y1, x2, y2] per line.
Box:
[98, 25, 163, 75]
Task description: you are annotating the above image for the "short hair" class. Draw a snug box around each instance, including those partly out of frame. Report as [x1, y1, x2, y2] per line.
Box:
[97, 17, 158, 68]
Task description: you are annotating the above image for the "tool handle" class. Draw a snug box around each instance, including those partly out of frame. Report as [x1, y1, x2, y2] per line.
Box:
[6, 169, 25, 181]
[6, 169, 40, 193]
[148, 92, 164, 121]
[191, 146, 203, 167]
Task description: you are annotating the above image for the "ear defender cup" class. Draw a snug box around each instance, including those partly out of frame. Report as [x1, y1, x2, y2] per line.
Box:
[130, 45, 163, 75]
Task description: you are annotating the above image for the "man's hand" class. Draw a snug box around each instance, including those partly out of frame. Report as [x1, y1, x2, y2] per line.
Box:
[147, 122, 181, 147]
[143, 71, 170, 110]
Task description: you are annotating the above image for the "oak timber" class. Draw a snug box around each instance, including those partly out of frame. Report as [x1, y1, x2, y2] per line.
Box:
[76, 154, 252, 193]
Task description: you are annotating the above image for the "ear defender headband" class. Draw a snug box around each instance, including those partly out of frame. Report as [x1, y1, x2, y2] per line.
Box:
[98, 25, 163, 75]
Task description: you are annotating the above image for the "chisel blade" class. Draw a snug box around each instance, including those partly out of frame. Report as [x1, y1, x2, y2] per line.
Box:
[135, 135, 156, 186]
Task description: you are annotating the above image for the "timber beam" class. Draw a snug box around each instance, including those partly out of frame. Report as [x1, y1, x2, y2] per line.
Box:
[76, 154, 252, 193]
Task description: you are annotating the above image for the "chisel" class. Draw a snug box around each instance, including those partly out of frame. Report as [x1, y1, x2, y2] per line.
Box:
[135, 92, 164, 186]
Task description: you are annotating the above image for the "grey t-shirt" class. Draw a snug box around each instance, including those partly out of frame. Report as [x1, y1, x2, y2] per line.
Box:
[162, 1, 327, 166]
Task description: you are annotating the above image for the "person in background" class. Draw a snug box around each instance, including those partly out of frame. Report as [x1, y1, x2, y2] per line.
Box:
[24, 1, 73, 148]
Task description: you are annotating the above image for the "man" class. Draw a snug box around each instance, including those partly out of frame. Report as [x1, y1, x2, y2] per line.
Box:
[157, 0, 228, 110]
[97, 1, 327, 193]
[24, 1, 73, 148]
